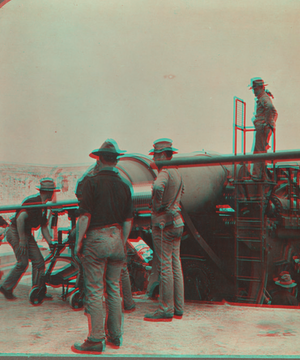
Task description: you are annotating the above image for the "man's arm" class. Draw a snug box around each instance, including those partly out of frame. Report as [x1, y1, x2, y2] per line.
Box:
[152, 170, 169, 212]
[262, 96, 278, 128]
[122, 219, 133, 246]
[41, 225, 54, 249]
[75, 214, 90, 256]
[16, 211, 29, 256]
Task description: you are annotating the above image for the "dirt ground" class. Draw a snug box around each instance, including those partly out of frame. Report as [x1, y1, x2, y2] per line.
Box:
[1, 282, 300, 358]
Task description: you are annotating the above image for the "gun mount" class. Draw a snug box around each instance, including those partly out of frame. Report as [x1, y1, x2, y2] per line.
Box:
[2, 150, 300, 304]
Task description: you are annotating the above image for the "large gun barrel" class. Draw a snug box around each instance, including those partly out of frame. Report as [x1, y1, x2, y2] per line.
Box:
[156, 150, 300, 168]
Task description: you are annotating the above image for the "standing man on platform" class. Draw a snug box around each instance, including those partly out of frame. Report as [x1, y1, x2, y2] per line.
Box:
[0, 179, 57, 300]
[144, 139, 185, 321]
[250, 78, 278, 180]
[73, 139, 133, 354]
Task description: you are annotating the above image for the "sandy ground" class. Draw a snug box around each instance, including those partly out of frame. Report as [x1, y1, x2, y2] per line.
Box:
[0, 281, 300, 358]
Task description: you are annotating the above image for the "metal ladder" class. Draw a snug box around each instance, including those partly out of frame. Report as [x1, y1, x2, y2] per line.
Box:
[234, 181, 270, 303]
[232, 96, 276, 303]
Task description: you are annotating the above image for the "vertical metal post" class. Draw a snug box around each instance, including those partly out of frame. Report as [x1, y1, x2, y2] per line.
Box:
[297, 171, 300, 210]
[243, 101, 246, 155]
[234, 98, 238, 156]
[234, 183, 238, 300]
[234, 98, 238, 180]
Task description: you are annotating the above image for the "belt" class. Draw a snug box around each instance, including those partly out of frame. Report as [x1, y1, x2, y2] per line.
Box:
[88, 223, 121, 231]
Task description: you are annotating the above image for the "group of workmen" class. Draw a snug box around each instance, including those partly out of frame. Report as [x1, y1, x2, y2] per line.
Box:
[0, 136, 185, 354]
[0, 78, 298, 354]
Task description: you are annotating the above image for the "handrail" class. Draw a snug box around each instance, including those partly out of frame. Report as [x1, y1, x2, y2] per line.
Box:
[154, 150, 300, 168]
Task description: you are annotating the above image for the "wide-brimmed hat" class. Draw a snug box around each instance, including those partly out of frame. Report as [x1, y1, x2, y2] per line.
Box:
[249, 78, 268, 89]
[274, 271, 297, 288]
[89, 139, 126, 159]
[149, 138, 178, 155]
[36, 178, 60, 192]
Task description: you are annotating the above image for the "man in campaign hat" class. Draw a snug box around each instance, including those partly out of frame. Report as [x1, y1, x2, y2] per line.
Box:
[271, 271, 298, 306]
[72, 139, 133, 354]
[75, 140, 136, 313]
[249, 78, 278, 180]
[144, 138, 185, 321]
[0, 178, 58, 300]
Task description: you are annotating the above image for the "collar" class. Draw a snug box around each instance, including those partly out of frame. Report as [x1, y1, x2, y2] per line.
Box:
[98, 167, 119, 175]
[256, 90, 265, 100]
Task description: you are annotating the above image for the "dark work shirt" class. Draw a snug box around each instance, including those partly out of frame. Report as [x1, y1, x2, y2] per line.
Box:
[11, 194, 48, 234]
[79, 167, 133, 230]
[75, 162, 101, 201]
[271, 289, 298, 306]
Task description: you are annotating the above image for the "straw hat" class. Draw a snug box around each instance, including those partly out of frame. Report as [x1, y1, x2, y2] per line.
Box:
[249, 78, 268, 89]
[274, 271, 297, 288]
[149, 138, 178, 155]
[36, 178, 59, 192]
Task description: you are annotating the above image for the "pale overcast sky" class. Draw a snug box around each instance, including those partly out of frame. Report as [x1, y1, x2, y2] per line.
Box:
[0, 0, 299, 165]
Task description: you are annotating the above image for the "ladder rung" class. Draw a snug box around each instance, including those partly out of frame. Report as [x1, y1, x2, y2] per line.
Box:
[236, 219, 263, 223]
[237, 277, 261, 282]
[214, 236, 233, 240]
[236, 227, 264, 231]
[237, 200, 266, 204]
[237, 224, 264, 228]
[236, 257, 262, 262]
[237, 235, 261, 239]
[237, 238, 261, 242]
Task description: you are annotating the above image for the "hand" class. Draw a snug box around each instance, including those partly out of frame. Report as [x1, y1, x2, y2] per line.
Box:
[18, 241, 27, 256]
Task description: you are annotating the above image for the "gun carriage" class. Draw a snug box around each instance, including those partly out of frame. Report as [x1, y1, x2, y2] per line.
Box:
[2, 151, 300, 305]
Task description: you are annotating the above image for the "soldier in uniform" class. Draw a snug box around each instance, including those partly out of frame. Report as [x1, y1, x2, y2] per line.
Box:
[0, 179, 57, 300]
[73, 139, 133, 354]
[250, 78, 278, 180]
[144, 139, 185, 321]
[75, 148, 136, 312]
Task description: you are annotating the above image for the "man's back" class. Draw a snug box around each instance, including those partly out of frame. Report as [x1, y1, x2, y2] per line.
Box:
[152, 168, 183, 214]
[271, 289, 298, 306]
[79, 168, 133, 230]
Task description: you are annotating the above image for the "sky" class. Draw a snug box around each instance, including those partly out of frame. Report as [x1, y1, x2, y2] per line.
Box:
[0, 0, 299, 166]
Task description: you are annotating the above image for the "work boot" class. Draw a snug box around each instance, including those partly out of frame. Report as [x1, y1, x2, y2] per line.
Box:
[124, 302, 136, 313]
[0, 286, 17, 300]
[144, 310, 173, 322]
[72, 339, 105, 354]
[174, 310, 183, 318]
[106, 336, 121, 348]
